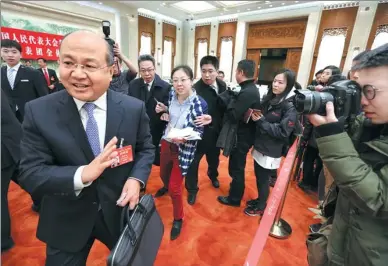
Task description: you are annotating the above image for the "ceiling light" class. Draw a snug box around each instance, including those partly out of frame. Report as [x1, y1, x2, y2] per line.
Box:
[247, 8, 251, 10]
[282, 2, 285, 5]
[237, 9, 240, 12]
[157, 8, 159, 10]
[171, 1, 217, 13]
[295, 1, 299, 2]
[99, 2, 102, 4]
[258, 6, 261, 9]
[265, 1, 271, 3]
[269, 5, 272, 7]
[161, 2, 166, 5]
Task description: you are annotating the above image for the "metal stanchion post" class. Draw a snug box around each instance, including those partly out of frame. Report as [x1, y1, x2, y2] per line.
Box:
[269, 137, 300, 239]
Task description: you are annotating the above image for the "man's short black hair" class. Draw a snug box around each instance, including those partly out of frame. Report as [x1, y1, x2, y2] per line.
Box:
[37, 57, 47, 63]
[1, 39, 22, 53]
[218, 70, 225, 76]
[352, 44, 388, 71]
[138, 54, 155, 67]
[315, 69, 323, 76]
[237, 60, 255, 78]
[200, 55, 219, 70]
[353, 50, 369, 62]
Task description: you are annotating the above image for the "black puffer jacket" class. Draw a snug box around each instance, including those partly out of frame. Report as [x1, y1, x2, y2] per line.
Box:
[254, 90, 298, 158]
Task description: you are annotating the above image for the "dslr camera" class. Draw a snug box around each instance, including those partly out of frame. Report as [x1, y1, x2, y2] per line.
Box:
[293, 80, 361, 119]
[102, 21, 115, 53]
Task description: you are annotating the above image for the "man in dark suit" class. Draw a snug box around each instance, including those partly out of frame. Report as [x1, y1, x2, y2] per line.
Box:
[1, 39, 48, 212]
[1, 90, 22, 252]
[184, 56, 227, 205]
[37, 57, 59, 94]
[1, 39, 48, 122]
[18, 31, 155, 265]
[218, 60, 261, 207]
[128, 54, 170, 168]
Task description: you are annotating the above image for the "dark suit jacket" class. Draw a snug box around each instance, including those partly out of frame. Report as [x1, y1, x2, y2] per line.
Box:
[1, 89, 22, 169]
[18, 89, 155, 252]
[128, 74, 170, 147]
[38, 68, 59, 93]
[1, 65, 48, 121]
[194, 78, 227, 148]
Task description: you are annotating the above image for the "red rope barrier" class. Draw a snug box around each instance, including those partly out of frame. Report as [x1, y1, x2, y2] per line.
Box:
[244, 140, 298, 266]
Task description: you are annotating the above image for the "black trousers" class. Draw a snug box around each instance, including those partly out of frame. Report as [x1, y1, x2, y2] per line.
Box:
[185, 144, 220, 194]
[228, 141, 252, 202]
[45, 210, 116, 266]
[1, 164, 17, 249]
[302, 145, 323, 188]
[254, 162, 273, 210]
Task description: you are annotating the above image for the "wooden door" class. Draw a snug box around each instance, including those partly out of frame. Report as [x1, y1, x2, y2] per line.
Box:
[284, 48, 302, 77]
[246, 49, 261, 81]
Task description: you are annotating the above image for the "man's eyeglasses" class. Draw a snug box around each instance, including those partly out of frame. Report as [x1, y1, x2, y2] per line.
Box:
[140, 68, 155, 74]
[61, 62, 110, 73]
[362, 85, 383, 100]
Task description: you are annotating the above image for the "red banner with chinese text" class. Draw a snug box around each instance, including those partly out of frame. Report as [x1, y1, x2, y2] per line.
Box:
[1, 27, 64, 61]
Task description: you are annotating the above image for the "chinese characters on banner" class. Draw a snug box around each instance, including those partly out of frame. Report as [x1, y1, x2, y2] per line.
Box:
[1, 27, 64, 60]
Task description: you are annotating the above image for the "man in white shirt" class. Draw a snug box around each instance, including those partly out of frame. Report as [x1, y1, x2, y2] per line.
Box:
[18, 30, 155, 265]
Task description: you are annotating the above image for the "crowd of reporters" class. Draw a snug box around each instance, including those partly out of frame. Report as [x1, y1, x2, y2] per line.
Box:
[2, 31, 387, 265]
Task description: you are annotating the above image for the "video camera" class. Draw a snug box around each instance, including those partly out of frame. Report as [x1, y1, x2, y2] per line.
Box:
[293, 80, 362, 119]
[102, 20, 115, 54]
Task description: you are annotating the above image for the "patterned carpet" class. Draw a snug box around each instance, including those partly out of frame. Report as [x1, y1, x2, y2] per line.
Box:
[2, 154, 317, 266]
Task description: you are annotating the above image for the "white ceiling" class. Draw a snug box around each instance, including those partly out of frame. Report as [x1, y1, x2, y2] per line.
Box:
[119, 1, 314, 21]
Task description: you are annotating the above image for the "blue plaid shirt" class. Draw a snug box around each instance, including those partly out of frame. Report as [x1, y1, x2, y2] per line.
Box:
[165, 89, 208, 176]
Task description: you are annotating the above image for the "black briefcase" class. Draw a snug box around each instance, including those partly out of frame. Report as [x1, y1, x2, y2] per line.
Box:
[107, 194, 164, 266]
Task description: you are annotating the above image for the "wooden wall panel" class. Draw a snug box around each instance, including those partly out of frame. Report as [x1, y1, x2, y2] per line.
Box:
[194, 25, 211, 77]
[366, 3, 388, 50]
[138, 15, 156, 55]
[163, 22, 176, 70]
[247, 18, 308, 49]
[246, 49, 261, 81]
[284, 48, 302, 76]
[309, 7, 358, 82]
[217, 21, 237, 57]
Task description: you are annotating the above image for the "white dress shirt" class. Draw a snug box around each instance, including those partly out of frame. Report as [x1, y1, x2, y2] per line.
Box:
[145, 79, 154, 91]
[72, 93, 107, 195]
[211, 81, 219, 94]
[7, 63, 21, 110]
[72, 92, 144, 195]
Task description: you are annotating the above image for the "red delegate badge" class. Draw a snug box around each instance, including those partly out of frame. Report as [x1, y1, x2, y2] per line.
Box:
[111, 145, 133, 168]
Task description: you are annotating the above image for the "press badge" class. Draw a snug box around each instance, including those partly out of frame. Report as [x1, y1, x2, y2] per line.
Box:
[111, 138, 133, 168]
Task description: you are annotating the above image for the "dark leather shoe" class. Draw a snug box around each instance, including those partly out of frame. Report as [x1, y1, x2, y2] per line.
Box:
[187, 193, 197, 205]
[31, 203, 40, 213]
[170, 220, 182, 240]
[155, 187, 168, 198]
[217, 196, 240, 207]
[211, 179, 220, 188]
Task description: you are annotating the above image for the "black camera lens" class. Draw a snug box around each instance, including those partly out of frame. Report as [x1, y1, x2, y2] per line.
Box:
[293, 90, 334, 114]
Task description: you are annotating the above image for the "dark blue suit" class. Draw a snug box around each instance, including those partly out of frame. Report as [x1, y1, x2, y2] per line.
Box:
[18, 89, 155, 262]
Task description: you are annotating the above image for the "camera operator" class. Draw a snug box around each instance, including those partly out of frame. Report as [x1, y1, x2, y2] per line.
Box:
[109, 43, 137, 95]
[308, 44, 388, 266]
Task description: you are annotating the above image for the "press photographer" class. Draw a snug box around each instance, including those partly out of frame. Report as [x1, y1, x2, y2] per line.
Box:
[102, 21, 138, 94]
[307, 44, 388, 265]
